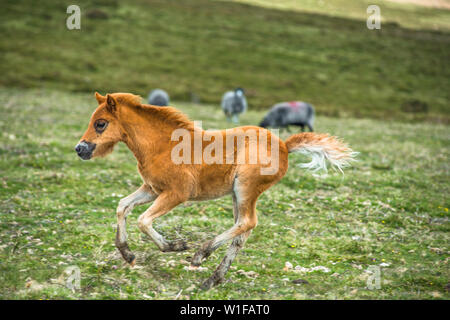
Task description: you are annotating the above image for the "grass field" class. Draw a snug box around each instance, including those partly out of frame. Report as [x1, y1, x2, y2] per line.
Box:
[0, 88, 448, 299]
[1, 0, 449, 122]
[234, 0, 450, 30]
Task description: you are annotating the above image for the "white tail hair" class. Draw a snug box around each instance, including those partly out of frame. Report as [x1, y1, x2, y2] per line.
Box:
[285, 132, 358, 174]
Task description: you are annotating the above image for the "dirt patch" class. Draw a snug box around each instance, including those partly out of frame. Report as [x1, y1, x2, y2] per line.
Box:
[388, 0, 450, 9]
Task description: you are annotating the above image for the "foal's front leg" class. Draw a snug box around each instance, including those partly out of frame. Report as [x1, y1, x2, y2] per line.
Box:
[115, 184, 156, 265]
[137, 192, 189, 252]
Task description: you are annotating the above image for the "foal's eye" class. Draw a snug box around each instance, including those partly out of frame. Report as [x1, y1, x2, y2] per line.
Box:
[94, 119, 108, 133]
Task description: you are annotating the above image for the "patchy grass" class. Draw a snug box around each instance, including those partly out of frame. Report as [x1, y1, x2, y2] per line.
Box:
[0, 0, 449, 122]
[233, 0, 450, 30]
[0, 88, 448, 299]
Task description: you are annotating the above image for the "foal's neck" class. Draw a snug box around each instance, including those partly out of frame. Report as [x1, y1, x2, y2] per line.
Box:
[120, 105, 192, 168]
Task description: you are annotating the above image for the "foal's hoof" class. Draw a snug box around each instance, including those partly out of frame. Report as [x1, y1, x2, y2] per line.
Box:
[120, 251, 135, 265]
[200, 275, 224, 290]
[190, 254, 203, 267]
[191, 246, 211, 266]
[163, 240, 189, 252]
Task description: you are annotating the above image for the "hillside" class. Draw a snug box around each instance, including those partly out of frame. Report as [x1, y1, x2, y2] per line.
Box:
[1, 0, 449, 122]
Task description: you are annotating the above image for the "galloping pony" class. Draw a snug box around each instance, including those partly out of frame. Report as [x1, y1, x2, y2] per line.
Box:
[75, 92, 356, 289]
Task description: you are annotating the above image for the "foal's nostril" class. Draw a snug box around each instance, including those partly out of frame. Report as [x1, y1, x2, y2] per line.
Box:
[75, 141, 95, 160]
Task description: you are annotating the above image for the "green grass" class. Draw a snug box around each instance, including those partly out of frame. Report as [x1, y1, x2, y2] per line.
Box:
[1, 0, 449, 122]
[0, 88, 448, 299]
[233, 0, 450, 30]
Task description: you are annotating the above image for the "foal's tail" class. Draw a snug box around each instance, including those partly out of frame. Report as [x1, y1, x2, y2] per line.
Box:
[285, 132, 357, 174]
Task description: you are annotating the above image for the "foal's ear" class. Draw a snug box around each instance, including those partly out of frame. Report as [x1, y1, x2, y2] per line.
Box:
[106, 94, 117, 113]
[95, 92, 106, 104]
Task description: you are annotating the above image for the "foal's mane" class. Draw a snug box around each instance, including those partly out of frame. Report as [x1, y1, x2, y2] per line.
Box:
[112, 93, 194, 130]
[139, 104, 195, 130]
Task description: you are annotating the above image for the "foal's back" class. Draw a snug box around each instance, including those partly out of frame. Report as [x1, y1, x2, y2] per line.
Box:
[189, 126, 289, 201]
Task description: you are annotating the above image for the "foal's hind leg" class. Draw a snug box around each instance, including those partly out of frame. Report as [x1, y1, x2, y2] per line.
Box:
[191, 195, 257, 268]
[195, 197, 258, 289]
[137, 192, 189, 252]
[115, 184, 156, 265]
[200, 230, 251, 290]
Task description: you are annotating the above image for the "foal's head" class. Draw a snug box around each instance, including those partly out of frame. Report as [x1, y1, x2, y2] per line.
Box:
[75, 92, 141, 160]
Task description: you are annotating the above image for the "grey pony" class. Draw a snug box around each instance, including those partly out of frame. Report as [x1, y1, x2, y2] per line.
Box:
[259, 101, 314, 132]
[221, 88, 247, 124]
[148, 89, 170, 106]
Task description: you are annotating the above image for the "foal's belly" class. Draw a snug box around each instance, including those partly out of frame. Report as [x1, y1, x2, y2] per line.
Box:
[190, 189, 231, 201]
[190, 165, 236, 201]
[190, 179, 234, 201]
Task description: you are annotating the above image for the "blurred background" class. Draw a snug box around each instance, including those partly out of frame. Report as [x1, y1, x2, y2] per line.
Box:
[1, 0, 449, 121]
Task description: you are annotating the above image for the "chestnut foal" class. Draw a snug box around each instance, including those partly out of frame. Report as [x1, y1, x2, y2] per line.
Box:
[75, 92, 356, 289]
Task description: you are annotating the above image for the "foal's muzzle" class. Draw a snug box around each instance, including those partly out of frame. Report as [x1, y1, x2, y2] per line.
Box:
[75, 141, 96, 160]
